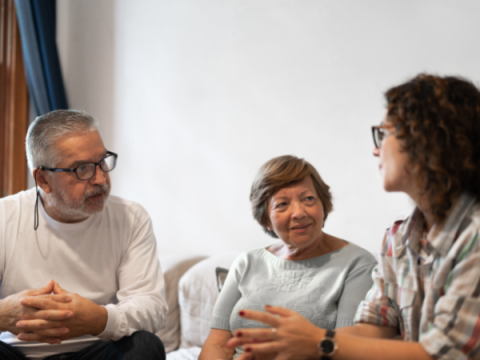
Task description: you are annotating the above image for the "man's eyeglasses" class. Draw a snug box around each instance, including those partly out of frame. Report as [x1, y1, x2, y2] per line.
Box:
[371, 125, 394, 149]
[39, 151, 118, 180]
[34, 151, 118, 230]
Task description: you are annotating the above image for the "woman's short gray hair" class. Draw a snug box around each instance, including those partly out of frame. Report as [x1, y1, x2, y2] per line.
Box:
[26, 109, 99, 172]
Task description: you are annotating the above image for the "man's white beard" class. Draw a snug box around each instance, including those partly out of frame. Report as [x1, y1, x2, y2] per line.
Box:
[48, 183, 110, 222]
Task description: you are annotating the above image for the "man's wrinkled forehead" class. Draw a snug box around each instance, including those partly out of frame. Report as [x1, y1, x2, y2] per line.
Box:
[51, 130, 107, 168]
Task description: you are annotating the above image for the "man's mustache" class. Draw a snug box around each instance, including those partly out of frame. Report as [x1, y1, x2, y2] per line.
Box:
[84, 183, 109, 199]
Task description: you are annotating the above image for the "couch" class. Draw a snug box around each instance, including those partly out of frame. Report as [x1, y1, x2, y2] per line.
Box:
[157, 252, 240, 360]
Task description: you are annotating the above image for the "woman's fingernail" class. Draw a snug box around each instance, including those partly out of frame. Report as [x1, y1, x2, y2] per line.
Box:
[236, 331, 243, 337]
[245, 347, 252, 353]
[265, 304, 272, 308]
[239, 310, 245, 316]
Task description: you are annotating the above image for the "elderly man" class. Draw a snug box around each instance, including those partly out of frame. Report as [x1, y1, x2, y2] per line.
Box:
[0, 110, 167, 359]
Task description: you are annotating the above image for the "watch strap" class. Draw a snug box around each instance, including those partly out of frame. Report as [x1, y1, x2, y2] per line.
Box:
[318, 329, 337, 359]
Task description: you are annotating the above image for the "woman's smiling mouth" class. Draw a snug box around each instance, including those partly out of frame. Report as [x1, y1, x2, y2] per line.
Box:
[291, 223, 311, 232]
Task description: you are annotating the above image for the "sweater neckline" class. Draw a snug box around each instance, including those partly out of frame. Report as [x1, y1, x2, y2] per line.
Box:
[261, 241, 352, 266]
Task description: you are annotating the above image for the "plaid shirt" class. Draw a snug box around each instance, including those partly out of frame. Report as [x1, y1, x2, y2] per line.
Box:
[355, 193, 480, 360]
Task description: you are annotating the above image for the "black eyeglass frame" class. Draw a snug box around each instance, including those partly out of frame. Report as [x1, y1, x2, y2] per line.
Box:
[39, 151, 118, 181]
[371, 125, 396, 149]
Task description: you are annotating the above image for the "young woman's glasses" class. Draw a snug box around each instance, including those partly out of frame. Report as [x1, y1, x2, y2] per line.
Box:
[371, 126, 394, 149]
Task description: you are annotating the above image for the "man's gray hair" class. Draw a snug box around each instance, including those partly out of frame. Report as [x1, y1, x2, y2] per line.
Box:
[26, 109, 99, 172]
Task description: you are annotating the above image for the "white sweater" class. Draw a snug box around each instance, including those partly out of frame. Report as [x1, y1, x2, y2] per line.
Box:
[0, 188, 167, 359]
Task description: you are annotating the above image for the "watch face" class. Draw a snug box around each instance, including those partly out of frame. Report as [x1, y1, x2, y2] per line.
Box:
[320, 339, 334, 354]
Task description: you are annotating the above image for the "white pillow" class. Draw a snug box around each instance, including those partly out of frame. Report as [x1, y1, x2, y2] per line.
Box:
[178, 253, 239, 348]
[157, 254, 207, 353]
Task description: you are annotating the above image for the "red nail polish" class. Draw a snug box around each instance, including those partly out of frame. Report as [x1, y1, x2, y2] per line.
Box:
[265, 304, 272, 308]
[245, 347, 252, 353]
[236, 331, 243, 337]
[239, 310, 245, 316]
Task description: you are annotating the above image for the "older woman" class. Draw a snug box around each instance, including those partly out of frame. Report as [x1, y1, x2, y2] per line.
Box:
[227, 74, 480, 360]
[199, 155, 376, 360]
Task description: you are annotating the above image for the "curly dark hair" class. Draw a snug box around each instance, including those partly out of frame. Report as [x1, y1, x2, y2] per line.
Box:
[385, 74, 480, 223]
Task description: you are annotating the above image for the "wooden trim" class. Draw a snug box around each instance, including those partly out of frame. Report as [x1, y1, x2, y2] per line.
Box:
[0, 0, 29, 198]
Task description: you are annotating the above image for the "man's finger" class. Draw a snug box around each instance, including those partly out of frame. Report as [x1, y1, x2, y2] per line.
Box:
[17, 332, 63, 345]
[27, 280, 54, 297]
[238, 309, 279, 328]
[42, 309, 72, 321]
[53, 282, 68, 295]
[20, 296, 70, 310]
[39, 294, 72, 303]
[19, 309, 73, 322]
[38, 310, 73, 321]
[16, 319, 68, 331]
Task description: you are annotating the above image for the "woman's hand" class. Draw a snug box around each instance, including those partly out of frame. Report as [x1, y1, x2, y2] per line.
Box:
[228, 306, 433, 360]
[227, 305, 325, 360]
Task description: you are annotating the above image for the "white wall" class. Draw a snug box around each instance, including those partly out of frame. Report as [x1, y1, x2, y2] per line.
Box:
[56, 0, 480, 256]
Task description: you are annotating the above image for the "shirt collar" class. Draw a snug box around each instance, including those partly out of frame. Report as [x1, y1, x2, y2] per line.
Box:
[402, 207, 425, 257]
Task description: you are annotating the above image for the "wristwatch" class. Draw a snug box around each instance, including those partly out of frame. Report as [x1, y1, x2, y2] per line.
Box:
[317, 329, 337, 359]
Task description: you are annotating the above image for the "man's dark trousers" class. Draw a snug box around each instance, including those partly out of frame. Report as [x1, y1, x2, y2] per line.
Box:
[0, 331, 165, 360]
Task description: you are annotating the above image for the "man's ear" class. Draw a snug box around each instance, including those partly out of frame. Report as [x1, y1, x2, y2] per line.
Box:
[34, 168, 52, 194]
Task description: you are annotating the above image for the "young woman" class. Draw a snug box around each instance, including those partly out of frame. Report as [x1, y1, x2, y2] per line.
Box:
[227, 74, 480, 360]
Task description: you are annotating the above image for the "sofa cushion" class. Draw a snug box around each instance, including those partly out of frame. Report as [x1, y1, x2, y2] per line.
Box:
[157, 254, 207, 353]
[178, 252, 239, 348]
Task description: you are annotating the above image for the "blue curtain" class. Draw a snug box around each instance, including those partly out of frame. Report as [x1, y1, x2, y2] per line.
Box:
[14, 0, 68, 116]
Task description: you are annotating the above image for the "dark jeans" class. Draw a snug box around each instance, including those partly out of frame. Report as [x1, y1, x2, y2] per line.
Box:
[0, 331, 165, 360]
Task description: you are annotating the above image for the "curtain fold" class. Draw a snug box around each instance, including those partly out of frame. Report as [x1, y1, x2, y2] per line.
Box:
[14, 0, 68, 116]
